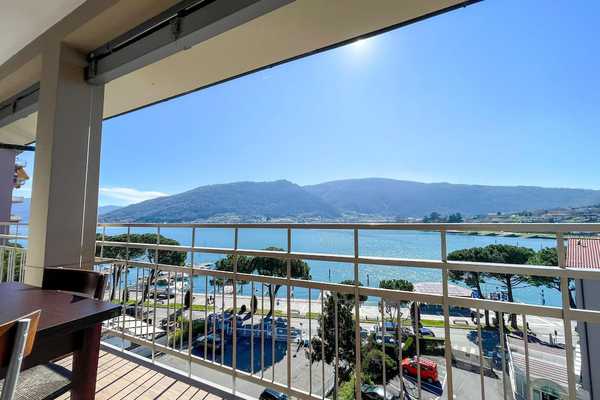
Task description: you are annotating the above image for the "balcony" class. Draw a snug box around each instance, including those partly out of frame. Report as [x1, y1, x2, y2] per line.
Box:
[53, 350, 231, 400]
[3, 222, 600, 399]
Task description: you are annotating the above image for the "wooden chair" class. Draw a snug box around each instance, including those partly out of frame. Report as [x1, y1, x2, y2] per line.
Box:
[5, 268, 109, 400]
[0, 310, 41, 400]
[42, 267, 107, 300]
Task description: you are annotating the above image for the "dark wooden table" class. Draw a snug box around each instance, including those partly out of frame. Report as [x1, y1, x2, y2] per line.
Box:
[0, 282, 121, 400]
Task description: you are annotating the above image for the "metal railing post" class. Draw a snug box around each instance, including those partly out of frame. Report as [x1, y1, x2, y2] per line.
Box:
[152, 225, 160, 362]
[353, 228, 362, 400]
[441, 230, 454, 400]
[188, 227, 196, 377]
[286, 227, 292, 394]
[499, 312, 507, 400]
[121, 226, 130, 351]
[557, 232, 577, 399]
[380, 298, 386, 399]
[477, 308, 485, 400]
[232, 227, 239, 393]
[522, 314, 531, 400]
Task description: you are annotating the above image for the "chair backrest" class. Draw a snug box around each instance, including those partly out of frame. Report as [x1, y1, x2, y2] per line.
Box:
[0, 310, 41, 400]
[0, 310, 41, 368]
[42, 267, 107, 300]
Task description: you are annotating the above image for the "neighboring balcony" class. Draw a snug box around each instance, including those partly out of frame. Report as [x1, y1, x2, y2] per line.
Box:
[2, 222, 600, 400]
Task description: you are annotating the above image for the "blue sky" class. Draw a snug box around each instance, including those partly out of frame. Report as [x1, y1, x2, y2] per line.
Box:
[16, 1, 600, 206]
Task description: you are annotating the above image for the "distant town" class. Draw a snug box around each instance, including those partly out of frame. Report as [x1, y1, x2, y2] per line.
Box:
[417, 203, 600, 224]
[209, 203, 600, 226]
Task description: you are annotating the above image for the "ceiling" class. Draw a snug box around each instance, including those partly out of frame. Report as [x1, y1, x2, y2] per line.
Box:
[0, 0, 478, 145]
[0, 0, 86, 65]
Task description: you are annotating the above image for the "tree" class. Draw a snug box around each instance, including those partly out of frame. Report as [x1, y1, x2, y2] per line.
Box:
[379, 279, 413, 334]
[423, 212, 443, 223]
[361, 348, 398, 384]
[311, 287, 360, 393]
[447, 213, 464, 223]
[448, 249, 491, 326]
[339, 279, 368, 303]
[1, 242, 24, 281]
[216, 247, 310, 317]
[215, 254, 253, 292]
[527, 247, 576, 308]
[96, 233, 187, 302]
[95, 233, 186, 265]
[448, 244, 535, 329]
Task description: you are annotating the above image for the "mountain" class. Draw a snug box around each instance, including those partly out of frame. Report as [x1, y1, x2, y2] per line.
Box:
[10, 200, 121, 222]
[102, 180, 341, 222]
[304, 178, 600, 217]
[98, 205, 122, 215]
[101, 178, 600, 222]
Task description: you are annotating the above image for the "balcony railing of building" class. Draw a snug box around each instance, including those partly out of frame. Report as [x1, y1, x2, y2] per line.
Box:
[0, 221, 26, 282]
[3, 221, 600, 400]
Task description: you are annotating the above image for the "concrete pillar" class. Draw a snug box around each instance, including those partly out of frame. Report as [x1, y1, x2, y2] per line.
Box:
[0, 149, 16, 243]
[0, 149, 16, 220]
[24, 42, 104, 286]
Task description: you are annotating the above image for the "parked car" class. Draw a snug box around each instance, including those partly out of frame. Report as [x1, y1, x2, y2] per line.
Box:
[401, 357, 439, 383]
[360, 384, 397, 400]
[360, 326, 370, 340]
[259, 389, 288, 400]
[419, 327, 435, 337]
[375, 334, 397, 345]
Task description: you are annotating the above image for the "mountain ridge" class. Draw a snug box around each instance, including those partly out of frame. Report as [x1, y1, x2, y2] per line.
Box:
[102, 180, 340, 223]
[101, 178, 600, 223]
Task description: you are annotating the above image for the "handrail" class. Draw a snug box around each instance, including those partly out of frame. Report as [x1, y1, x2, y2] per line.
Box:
[3, 220, 599, 399]
[97, 221, 600, 233]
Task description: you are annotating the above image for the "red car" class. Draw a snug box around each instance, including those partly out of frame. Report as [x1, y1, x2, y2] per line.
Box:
[401, 357, 439, 383]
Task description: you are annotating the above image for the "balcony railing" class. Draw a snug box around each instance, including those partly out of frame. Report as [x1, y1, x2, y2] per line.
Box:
[0, 221, 26, 282]
[4, 221, 600, 400]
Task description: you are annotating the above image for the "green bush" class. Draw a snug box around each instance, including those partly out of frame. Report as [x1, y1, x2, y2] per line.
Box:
[338, 376, 356, 400]
[169, 317, 205, 346]
[362, 348, 398, 383]
[402, 336, 415, 357]
[402, 335, 445, 357]
[1, 244, 23, 281]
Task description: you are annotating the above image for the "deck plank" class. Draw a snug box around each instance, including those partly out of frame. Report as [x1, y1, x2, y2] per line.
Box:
[55, 351, 227, 400]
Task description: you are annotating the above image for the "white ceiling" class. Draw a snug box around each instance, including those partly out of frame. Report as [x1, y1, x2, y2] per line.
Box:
[0, 0, 86, 65]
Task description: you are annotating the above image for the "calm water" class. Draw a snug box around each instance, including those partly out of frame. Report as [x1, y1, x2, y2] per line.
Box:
[94, 226, 560, 307]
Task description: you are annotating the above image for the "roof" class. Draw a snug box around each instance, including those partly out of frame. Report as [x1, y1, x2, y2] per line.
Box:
[414, 282, 472, 297]
[409, 356, 437, 368]
[567, 238, 600, 269]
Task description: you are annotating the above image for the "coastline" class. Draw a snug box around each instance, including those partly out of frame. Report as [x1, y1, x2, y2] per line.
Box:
[448, 230, 556, 239]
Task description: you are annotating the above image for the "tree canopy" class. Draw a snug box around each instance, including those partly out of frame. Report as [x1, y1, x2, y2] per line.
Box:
[527, 247, 576, 307]
[215, 247, 311, 316]
[448, 244, 564, 328]
[96, 233, 186, 265]
[422, 212, 463, 223]
[337, 279, 368, 303]
[379, 279, 414, 326]
[310, 282, 365, 390]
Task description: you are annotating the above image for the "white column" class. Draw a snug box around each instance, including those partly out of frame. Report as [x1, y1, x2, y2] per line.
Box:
[25, 42, 104, 285]
[80, 84, 104, 270]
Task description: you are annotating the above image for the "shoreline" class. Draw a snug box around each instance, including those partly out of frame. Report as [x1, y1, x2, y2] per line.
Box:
[447, 230, 556, 239]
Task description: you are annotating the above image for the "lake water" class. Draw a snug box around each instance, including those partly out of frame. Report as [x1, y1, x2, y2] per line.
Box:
[95, 226, 561, 307]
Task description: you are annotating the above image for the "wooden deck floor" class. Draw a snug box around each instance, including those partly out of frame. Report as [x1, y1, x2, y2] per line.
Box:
[55, 351, 226, 400]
